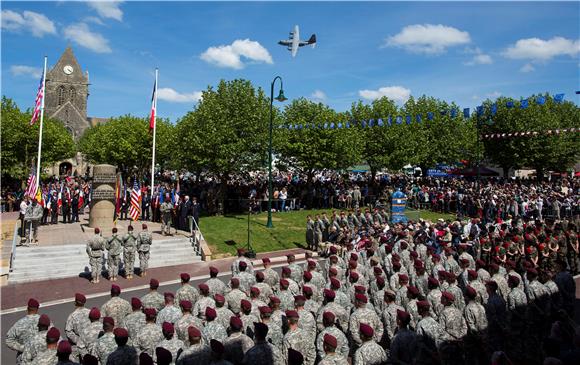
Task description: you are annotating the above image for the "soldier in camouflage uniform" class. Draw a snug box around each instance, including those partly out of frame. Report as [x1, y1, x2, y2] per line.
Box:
[353, 323, 388, 365]
[283, 310, 316, 365]
[239, 300, 259, 339]
[225, 278, 248, 314]
[106, 327, 138, 365]
[242, 323, 284, 365]
[141, 278, 165, 312]
[176, 273, 199, 305]
[21, 314, 51, 364]
[31, 327, 60, 365]
[286, 254, 304, 285]
[175, 300, 203, 345]
[254, 272, 274, 303]
[65, 293, 90, 355]
[315, 311, 349, 360]
[157, 292, 182, 325]
[101, 284, 132, 327]
[205, 266, 227, 297]
[439, 292, 467, 365]
[193, 284, 216, 320]
[278, 279, 295, 311]
[90, 316, 117, 363]
[235, 261, 256, 294]
[215, 294, 235, 331]
[463, 286, 489, 365]
[259, 306, 283, 348]
[231, 248, 254, 276]
[223, 316, 254, 365]
[106, 227, 123, 281]
[122, 225, 138, 279]
[158, 321, 185, 362]
[415, 300, 444, 365]
[77, 307, 103, 359]
[506, 275, 528, 362]
[136, 224, 153, 276]
[261, 257, 279, 289]
[86, 228, 106, 283]
[294, 295, 317, 340]
[135, 308, 164, 357]
[160, 196, 174, 236]
[202, 307, 227, 344]
[348, 294, 383, 348]
[121, 298, 146, 347]
[318, 333, 348, 365]
[6, 298, 41, 365]
[317, 289, 349, 332]
[176, 326, 209, 365]
[566, 224, 579, 274]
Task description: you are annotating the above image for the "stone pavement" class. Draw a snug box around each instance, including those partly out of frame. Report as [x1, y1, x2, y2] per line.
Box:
[0, 247, 308, 311]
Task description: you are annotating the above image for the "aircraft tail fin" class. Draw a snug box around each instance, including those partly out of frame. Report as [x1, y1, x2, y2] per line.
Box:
[308, 34, 316, 45]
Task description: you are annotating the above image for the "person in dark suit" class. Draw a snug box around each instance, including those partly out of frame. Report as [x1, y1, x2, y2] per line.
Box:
[141, 191, 151, 221]
[178, 195, 192, 231]
[191, 197, 200, 230]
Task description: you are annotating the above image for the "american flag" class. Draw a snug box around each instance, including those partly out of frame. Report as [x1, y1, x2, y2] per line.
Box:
[30, 69, 45, 125]
[25, 169, 37, 199]
[129, 179, 142, 221]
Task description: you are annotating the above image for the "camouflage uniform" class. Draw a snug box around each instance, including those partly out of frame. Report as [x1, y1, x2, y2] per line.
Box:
[158, 337, 185, 362]
[288, 263, 304, 284]
[136, 230, 153, 274]
[86, 234, 106, 282]
[121, 311, 146, 346]
[464, 301, 489, 365]
[316, 326, 349, 359]
[105, 345, 138, 365]
[349, 307, 383, 347]
[316, 303, 349, 332]
[318, 353, 348, 365]
[101, 297, 132, 327]
[65, 307, 90, 346]
[202, 322, 227, 344]
[297, 308, 317, 340]
[262, 268, 280, 289]
[176, 343, 209, 365]
[381, 302, 404, 344]
[304, 299, 320, 317]
[491, 273, 509, 301]
[426, 288, 443, 320]
[254, 282, 274, 303]
[106, 234, 123, 280]
[236, 272, 256, 294]
[122, 231, 138, 277]
[77, 321, 103, 358]
[283, 328, 316, 365]
[176, 284, 199, 307]
[193, 297, 215, 320]
[242, 340, 284, 365]
[278, 290, 295, 312]
[160, 201, 173, 235]
[175, 314, 204, 345]
[90, 331, 117, 363]
[205, 277, 228, 297]
[231, 257, 254, 276]
[141, 291, 165, 312]
[439, 306, 467, 365]
[157, 305, 182, 325]
[354, 340, 388, 365]
[225, 289, 248, 314]
[446, 284, 465, 311]
[264, 321, 284, 348]
[216, 307, 235, 331]
[31, 349, 57, 365]
[239, 313, 259, 336]
[223, 332, 254, 364]
[21, 329, 48, 364]
[135, 322, 164, 357]
[469, 280, 489, 305]
[415, 316, 444, 364]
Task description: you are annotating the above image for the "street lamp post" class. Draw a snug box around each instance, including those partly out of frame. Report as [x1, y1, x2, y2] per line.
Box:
[267, 76, 287, 229]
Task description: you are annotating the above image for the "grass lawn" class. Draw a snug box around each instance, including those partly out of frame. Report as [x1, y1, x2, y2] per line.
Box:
[200, 208, 457, 257]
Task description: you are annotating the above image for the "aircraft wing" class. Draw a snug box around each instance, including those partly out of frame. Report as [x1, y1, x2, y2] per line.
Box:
[278, 40, 292, 46]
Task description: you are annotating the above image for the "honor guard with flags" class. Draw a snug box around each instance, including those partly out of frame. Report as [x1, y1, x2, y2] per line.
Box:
[129, 179, 142, 222]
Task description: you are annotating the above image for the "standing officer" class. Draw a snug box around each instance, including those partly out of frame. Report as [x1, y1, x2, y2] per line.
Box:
[86, 228, 106, 283]
[160, 194, 173, 236]
[50, 191, 59, 225]
[62, 188, 71, 223]
[142, 190, 151, 221]
[71, 190, 79, 223]
[137, 224, 153, 277]
[123, 225, 138, 279]
[5, 298, 41, 365]
[24, 198, 43, 245]
[106, 228, 123, 281]
[179, 196, 192, 231]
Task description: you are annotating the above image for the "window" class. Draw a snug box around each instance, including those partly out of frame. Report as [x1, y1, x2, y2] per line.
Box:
[58, 86, 66, 106]
[69, 87, 75, 103]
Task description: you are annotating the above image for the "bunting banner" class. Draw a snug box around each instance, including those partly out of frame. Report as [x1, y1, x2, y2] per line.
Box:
[482, 128, 578, 139]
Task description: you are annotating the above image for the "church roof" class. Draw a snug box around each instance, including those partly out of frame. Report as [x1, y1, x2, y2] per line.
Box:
[47, 47, 88, 84]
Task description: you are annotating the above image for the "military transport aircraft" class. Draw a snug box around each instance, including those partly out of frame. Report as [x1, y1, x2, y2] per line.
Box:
[278, 25, 317, 57]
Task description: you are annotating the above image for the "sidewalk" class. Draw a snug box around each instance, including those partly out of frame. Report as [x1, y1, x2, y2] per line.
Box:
[0, 247, 309, 311]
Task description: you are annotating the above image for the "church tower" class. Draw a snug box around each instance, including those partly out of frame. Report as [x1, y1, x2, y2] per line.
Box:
[45, 47, 90, 140]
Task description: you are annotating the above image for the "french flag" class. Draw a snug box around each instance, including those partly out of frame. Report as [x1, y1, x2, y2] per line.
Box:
[149, 73, 157, 131]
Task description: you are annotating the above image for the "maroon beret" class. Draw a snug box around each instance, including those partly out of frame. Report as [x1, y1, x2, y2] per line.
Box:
[38, 314, 50, 327]
[373, 266, 383, 275]
[230, 316, 243, 328]
[164, 292, 174, 300]
[407, 286, 420, 297]
[303, 271, 312, 281]
[75, 293, 86, 304]
[323, 289, 336, 300]
[397, 309, 411, 323]
[398, 274, 409, 282]
[489, 263, 500, 271]
[103, 316, 115, 326]
[180, 300, 192, 310]
[142, 223, 148, 229]
[410, 251, 419, 258]
[89, 307, 101, 320]
[256, 271, 265, 280]
[438, 270, 448, 279]
[359, 323, 374, 337]
[349, 272, 359, 280]
[417, 300, 430, 311]
[285, 310, 299, 318]
[28, 298, 40, 309]
[428, 277, 439, 287]
[262, 257, 271, 264]
[144, 308, 157, 317]
[486, 280, 498, 290]
[259, 306, 272, 315]
[46, 327, 60, 340]
[114, 327, 129, 338]
[162, 321, 174, 334]
[269, 296, 281, 304]
[230, 278, 240, 286]
[355, 293, 368, 303]
[467, 269, 478, 280]
[180, 273, 190, 282]
[294, 295, 306, 304]
[205, 307, 217, 320]
[94, 228, 100, 234]
[250, 286, 260, 295]
[465, 286, 477, 299]
[323, 311, 335, 323]
[188, 326, 201, 338]
[131, 297, 142, 310]
[150, 279, 159, 289]
[209, 266, 219, 275]
[350, 253, 358, 261]
[330, 246, 337, 254]
[214, 294, 225, 303]
[376, 276, 385, 286]
[442, 291, 455, 302]
[241, 299, 252, 311]
[323, 333, 337, 348]
[446, 272, 456, 281]
[307, 260, 317, 268]
[508, 275, 520, 286]
[329, 267, 338, 276]
[527, 268, 538, 276]
[198, 283, 209, 292]
[111, 284, 121, 295]
[330, 278, 341, 289]
[57, 340, 72, 354]
[392, 261, 402, 270]
[280, 279, 289, 288]
[282, 267, 291, 275]
[239, 261, 248, 269]
[354, 285, 366, 293]
[302, 286, 313, 296]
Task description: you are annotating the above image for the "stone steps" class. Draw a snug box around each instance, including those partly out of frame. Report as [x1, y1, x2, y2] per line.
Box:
[8, 237, 201, 283]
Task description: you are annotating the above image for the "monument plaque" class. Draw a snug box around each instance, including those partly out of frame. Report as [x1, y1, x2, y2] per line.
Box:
[89, 164, 117, 229]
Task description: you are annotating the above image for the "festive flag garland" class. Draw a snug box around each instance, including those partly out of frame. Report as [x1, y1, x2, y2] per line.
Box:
[482, 128, 578, 139]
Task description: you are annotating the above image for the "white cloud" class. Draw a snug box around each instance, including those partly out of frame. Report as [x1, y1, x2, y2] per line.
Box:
[384, 24, 470, 54]
[503, 37, 579, 62]
[10, 65, 42, 79]
[520, 63, 535, 73]
[83, 16, 105, 26]
[358, 86, 411, 103]
[1, 10, 56, 37]
[310, 90, 327, 102]
[157, 88, 202, 103]
[63, 23, 112, 53]
[86, 1, 123, 21]
[487, 91, 502, 98]
[201, 39, 273, 69]
[464, 47, 493, 65]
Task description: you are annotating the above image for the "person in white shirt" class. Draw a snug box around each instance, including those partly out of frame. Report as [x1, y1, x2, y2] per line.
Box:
[19, 196, 29, 239]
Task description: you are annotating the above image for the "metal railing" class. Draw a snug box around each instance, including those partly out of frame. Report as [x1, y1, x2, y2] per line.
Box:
[188, 217, 204, 256]
[9, 221, 19, 273]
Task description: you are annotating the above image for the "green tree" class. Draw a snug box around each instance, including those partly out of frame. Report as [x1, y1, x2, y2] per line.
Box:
[1, 96, 74, 179]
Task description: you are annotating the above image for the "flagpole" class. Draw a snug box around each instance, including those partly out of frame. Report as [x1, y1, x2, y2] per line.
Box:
[34, 56, 48, 193]
[151, 68, 158, 196]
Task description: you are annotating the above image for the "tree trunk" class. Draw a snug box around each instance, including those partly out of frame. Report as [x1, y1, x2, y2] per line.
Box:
[502, 166, 509, 178]
[306, 170, 314, 209]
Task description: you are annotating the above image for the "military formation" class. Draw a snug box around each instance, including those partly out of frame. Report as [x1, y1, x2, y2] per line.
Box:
[6, 214, 580, 365]
[86, 224, 153, 283]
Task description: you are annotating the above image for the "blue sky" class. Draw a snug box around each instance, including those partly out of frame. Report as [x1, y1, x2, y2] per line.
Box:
[2, 1, 579, 122]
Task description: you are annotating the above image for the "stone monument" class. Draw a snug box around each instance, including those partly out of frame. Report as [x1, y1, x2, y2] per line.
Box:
[89, 164, 117, 230]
